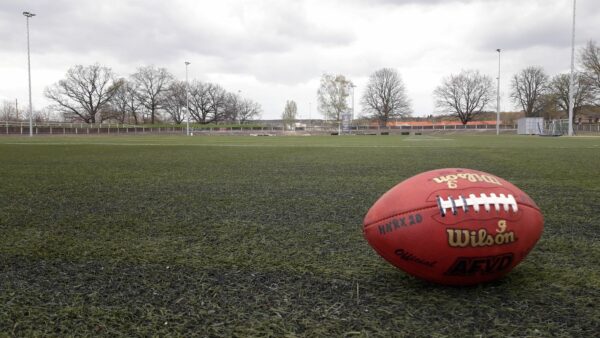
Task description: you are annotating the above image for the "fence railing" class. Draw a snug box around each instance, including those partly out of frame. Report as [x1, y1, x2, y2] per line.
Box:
[1, 121, 598, 135]
[1, 122, 187, 135]
[572, 123, 600, 133]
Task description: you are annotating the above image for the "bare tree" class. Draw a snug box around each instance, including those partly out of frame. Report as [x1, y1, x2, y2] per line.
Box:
[44, 64, 121, 123]
[434, 70, 494, 125]
[33, 107, 56, 122]
[580, 40, 600, 103]
[223, 92, 242, 122]
[106, 79, 128, 123]
[362, 68, 411, 125]
[510, 66, 549, 117]
[131, 65, 173, 124]
[317, 74, 350, 121]
[238, 98, 261, 123]
[183, 81, 261, 125]
[1, 100, 17, 121]
[188, 81, 213, 124]
[549, 73, 595, 122]
[187, 82, 227, 124]
[282, 100, 297, 130]
[536, 93, 562, 120]
[221, 93, 261, 123]
[163, 80, 187, 124]
[110, 79, 143, 124]
[206, 83, 227, 123]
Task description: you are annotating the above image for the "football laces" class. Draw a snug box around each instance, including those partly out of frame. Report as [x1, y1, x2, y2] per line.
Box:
[436, 193, 518, 217]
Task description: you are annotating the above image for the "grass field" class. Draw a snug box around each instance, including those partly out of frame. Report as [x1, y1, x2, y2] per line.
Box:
[0, 134, 599, 337]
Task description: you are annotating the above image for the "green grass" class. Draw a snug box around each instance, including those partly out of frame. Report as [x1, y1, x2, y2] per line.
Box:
[0, 134, 599, 336]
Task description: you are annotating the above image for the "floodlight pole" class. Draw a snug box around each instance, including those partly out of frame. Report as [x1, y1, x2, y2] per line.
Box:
[568, 0, 577, 136]
[23, 11, 35, 137]
[308, 102, 311, 128]
[496, 49, 501, 136]
[185, 61, 190, 136]
[350, 83, 356, 128]
[237, 90, 242, 125]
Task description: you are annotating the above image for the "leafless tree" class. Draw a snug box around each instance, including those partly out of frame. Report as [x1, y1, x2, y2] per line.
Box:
[33, 107, 56, 122]
[44, 64, 122, 123]
[317, 73, 351, 121]
[206, 83, 227, 123]
[549, 73, 595, 121]
[580, 40, 600, 103]
[510, 66, 549, 117]
[131, 65, 173, 124]
[434, 70, 494, 125]
[1, 100, 17, 121]
[223, 92, 242, 122]
[362, 68, 411, 125]
[282, 100, 297, 130]
[105, 79, 128, 123]
[536, 93, 562, 120]
[187, 82, 227, 124]
[222, 93, 262, 123]
[110, 79, 143, 124]
[163, 80, 187, 124]
[188, 81, 212, 124]
[238, 98, 261, 123]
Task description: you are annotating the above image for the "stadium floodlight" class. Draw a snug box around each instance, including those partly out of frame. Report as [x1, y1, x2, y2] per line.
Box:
[185, 61, 190, 136]
[568, 0, 577, 136]
[23, 11, 35, 137]
[496, 49, 501, 136]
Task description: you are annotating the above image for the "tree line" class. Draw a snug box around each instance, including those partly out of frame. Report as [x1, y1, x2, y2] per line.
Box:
[509, 41, 599, 120]
[435, 41, 600, 124]
[433, 41, 600, 124]
[4, 41, 600, 126]
[282, 40, 600, 126]
[44, 64, 262, 124]
[282, 68, 412, 127]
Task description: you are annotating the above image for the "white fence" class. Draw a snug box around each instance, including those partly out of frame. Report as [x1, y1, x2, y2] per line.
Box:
[1, 120, 599, 136]
[1, 121, 186, 135]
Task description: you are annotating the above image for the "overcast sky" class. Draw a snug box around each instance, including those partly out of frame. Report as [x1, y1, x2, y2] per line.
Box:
[1, 0, 599, 120]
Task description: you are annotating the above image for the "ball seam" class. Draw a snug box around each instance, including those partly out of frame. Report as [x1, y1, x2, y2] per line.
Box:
[363, 203, 542, 230]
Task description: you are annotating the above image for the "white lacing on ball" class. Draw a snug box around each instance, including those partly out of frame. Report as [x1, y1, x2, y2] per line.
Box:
[436, 193, 518, 217]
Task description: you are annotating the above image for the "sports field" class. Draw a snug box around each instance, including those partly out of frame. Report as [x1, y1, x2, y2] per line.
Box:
[0, 134, 598, 336]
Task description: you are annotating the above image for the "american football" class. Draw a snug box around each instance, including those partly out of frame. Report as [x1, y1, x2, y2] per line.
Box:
[363, 168, 544, 286]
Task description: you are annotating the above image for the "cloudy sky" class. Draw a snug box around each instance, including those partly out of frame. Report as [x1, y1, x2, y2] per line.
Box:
[1, 0, 599, 120]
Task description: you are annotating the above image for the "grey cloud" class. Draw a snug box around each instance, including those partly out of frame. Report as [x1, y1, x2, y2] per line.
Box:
[479, 22, 570, 51]
[356, 0, 497, 5]
[477, 1, 600, 52]
[0, 0, 354, 66]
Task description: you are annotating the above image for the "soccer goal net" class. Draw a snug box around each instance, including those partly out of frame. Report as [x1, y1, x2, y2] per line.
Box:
[541, 119, 572, 136]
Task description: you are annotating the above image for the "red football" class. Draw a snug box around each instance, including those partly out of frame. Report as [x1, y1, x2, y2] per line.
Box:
[363, 168, 544, 286]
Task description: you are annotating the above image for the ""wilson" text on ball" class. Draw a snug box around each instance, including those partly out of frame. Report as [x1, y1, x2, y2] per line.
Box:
[447, 228, 516, 248]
